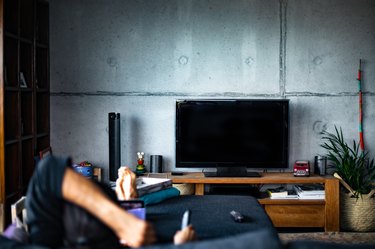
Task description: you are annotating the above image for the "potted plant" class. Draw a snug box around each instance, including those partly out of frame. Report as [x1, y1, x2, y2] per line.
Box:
[321, 126, 375, 232]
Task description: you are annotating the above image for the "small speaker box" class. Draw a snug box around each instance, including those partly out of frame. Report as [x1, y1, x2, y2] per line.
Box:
[150, 155, 163, 173]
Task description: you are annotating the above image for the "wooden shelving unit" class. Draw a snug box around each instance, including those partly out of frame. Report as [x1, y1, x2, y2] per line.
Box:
[169, 172, 340, 232]
[0, 0, 50, 230]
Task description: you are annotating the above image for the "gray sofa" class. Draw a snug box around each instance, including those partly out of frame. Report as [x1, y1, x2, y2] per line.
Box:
[147, 195, 275, 243]
[141, 195, 373, 249]
[1, 195, 373, 249]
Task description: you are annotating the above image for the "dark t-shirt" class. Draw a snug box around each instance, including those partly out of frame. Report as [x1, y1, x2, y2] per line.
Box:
[1, 156, 121, 249]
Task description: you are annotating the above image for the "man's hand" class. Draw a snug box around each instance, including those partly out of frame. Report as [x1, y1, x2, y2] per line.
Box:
[173, 225, 196, 245]
[118, 218, 157, 247]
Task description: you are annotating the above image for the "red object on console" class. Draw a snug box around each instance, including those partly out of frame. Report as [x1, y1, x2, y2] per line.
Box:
[293, 160, 310, 177]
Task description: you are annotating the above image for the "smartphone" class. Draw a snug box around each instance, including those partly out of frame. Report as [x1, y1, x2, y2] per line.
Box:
[119, 200, 145, 220]
[119, 200, 144, 210]
[181, 209, 191, 230]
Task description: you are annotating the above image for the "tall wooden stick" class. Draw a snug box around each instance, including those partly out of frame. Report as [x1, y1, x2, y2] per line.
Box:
[357, 59, 365, 153]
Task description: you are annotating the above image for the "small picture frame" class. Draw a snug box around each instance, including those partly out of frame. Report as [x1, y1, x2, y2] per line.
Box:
[20, 72, 28, 88]
[39, 147, 52, 159]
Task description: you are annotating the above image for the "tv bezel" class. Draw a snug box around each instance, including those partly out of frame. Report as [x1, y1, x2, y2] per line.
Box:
[175, 99, 289, 172]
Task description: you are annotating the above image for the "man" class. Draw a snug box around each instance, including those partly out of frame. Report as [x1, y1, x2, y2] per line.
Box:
[1, 156, 195, 248]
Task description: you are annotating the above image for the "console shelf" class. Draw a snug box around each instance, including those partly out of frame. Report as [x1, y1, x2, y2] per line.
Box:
[169, 172, 339, 232]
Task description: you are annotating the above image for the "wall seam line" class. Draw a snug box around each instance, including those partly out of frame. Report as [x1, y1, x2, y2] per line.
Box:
[50, 91, 375, 97]
[279, 0, 288, 98]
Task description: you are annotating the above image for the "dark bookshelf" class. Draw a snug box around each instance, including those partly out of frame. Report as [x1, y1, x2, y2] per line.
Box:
[1, 0, 50, 229]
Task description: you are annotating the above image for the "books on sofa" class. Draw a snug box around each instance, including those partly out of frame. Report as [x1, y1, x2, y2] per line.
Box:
[136, 177, 172, 197]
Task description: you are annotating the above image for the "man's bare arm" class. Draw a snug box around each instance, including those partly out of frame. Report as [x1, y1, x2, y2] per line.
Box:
[61, 168, 156, 247]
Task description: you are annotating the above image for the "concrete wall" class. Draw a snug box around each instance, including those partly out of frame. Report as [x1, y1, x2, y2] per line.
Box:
[50, 0, 375, 181]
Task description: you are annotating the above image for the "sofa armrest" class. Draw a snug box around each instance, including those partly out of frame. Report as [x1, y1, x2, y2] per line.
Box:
[139, 229, 282, 249]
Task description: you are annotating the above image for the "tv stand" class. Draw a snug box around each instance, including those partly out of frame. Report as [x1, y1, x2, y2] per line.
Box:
[169, 172, 339, 232]
[204, 171, 261, 177]
[203, 167, 261, 177]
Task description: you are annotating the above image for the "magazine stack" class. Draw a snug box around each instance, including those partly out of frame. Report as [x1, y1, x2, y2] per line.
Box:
[266, 186, 299, 199]
[267, 187, 288, 199]
[136, 177, 172, 196]
[294, 184, 325, 200]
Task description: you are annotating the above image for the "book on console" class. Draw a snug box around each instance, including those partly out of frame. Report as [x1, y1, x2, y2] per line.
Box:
[267, 188, 299, 199]
[266, 187, 288, 198]
[136, 177, 172, 197]
[270, 195, 299, 199]
[297, 194, 325, 200]
[294, 184, 325, 195]
[294, 184, 325, 199]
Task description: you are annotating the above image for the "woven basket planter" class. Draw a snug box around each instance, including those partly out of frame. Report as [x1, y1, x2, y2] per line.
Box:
[173, 183, 195, 195]
[340, 191, 375, 232]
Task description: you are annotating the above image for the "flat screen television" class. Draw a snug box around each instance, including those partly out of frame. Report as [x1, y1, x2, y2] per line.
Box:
[175, 99, 289, 177]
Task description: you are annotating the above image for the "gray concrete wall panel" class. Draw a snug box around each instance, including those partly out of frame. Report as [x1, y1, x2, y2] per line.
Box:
[51, 95, 375, 180]
[286, 0, 375, 93]
[289, 96, 375, 164]
[49, 0, 375, 180]
[51, 0, 280, 94]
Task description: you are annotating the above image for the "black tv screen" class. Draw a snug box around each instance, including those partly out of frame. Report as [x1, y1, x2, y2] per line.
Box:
[176, 99, 289, 173]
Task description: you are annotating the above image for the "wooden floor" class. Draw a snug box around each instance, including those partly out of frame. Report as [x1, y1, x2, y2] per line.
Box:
[279, 231, 375, 245]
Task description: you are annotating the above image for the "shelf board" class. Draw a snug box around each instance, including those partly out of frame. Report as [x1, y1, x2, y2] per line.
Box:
[5, 139, 19, 146]
[5, 191, 21, 200]
[36, 42, 48, 49]
[4, 31, 18, 39]
[258, 198, 325, 205]
[19, 37, 33, 44]
[4, 86, 19, 91]
[20, 87, 33, 92]
[36, 88, 49, 93]
[37, 132, 49, 138]
[21, 135, 34, 141]
[170, 172, 328, 184]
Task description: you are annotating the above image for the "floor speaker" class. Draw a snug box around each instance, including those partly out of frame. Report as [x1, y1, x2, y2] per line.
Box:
[109, 112, 121, 181]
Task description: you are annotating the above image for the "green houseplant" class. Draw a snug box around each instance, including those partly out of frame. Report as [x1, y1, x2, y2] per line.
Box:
[321, 126, 375, 231]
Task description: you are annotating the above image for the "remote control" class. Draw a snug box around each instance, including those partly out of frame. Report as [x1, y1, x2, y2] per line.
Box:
[171, 171, 184, 176]
[230, 210, 244, 223]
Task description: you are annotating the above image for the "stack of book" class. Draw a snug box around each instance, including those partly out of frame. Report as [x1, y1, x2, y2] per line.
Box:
[136, 177, 172, 197]
[266, 187, 299, 199]
[294, 184, 325, 199]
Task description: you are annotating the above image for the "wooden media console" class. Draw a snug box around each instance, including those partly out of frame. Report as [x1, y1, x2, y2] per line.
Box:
[168, 172, 339, 232]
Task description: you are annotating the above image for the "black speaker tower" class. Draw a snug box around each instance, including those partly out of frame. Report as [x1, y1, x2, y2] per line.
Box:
[109, 112, 121, 181]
